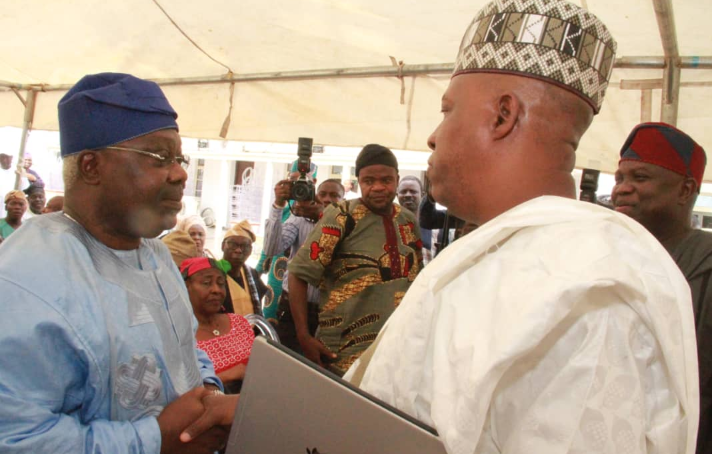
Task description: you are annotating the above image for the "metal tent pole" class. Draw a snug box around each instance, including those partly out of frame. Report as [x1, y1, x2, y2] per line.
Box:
[652, 0, 681, 125]
[1, 57, 711, 93]
[13, 90, 37, 190]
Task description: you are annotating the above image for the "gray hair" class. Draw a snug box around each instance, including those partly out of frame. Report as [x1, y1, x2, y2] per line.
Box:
[62, 154, 81, 191]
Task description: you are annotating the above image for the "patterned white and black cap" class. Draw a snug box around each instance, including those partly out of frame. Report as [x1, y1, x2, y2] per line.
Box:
[454, 0, 617, 113]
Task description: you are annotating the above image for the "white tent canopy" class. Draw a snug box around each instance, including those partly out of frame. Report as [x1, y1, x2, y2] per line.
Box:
[1, 0, 711, 178]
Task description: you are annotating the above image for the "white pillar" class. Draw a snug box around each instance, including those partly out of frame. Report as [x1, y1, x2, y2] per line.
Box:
[212, 158, 232, 253]
[259, 161, 275, 237]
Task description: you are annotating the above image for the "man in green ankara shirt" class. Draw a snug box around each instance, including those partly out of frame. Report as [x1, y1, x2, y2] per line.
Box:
[288, 144, 423, 376]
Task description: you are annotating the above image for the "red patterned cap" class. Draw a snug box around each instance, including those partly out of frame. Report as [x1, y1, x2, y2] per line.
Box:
[619, 122, 706, 190]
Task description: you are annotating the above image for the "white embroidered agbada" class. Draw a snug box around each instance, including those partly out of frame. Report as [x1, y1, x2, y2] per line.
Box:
[346, 196, 699, 454]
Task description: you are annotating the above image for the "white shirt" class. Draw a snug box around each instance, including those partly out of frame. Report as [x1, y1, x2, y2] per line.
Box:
[347, 196, 699, 454]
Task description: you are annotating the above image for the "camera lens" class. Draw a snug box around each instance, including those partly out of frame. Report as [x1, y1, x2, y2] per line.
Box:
[292, 182, 310, 201]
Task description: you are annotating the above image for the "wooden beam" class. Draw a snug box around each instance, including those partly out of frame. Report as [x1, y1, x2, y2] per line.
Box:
[641, 90, 653, 123]
[652, 0, 680, 125]
[619, 79, 712, 90]
[620, 79, 663, 90]
[661, 58, 681, 125]
[14, 90, 37, 190]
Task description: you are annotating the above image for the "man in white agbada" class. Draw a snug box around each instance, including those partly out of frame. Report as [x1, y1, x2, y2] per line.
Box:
[344, 1, 700, 453]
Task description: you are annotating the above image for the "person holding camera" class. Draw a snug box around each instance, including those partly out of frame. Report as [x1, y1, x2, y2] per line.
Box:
[287, 144, 423, 376]
[263, 176, 345, 354]
[256, 159, 319, 324]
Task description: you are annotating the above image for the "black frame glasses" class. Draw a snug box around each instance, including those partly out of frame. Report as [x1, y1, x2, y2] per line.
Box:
[223, 240, 252, 251]
[105, 146, 190, 169]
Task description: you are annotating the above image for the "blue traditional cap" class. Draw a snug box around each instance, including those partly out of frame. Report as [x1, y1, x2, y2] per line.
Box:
[58, 73, 179, 157]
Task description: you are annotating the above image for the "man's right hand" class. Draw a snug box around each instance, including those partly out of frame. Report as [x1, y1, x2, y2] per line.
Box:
[298, 334, 336, 367]
[274, 179, 292, 207]
[157, 387, 229, 454]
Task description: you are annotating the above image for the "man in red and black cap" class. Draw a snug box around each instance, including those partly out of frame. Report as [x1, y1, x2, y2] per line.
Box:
[612, 121, 711, 454]
[613, 122, 706, 247]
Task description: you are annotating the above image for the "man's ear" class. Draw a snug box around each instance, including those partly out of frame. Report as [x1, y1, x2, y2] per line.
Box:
[492, 93, 520, 141]
[77, 151, 101, 185]
[678, 177, 698, 206]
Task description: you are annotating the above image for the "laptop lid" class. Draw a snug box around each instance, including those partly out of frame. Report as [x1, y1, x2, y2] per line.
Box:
[226, 336, 447, 454]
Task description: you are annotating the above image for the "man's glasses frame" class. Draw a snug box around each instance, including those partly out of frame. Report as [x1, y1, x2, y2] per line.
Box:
[223, 240, 252, 251]
[105, 146, 191, 169]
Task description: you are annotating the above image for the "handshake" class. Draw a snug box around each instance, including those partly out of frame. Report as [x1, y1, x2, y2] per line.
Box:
[157, 386, 239, 454]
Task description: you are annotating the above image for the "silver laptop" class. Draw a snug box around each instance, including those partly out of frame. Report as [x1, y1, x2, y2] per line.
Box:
[226, 336, 448, 454]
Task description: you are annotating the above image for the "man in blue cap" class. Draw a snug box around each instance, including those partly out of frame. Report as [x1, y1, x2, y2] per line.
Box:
[0, 73, 235, 453]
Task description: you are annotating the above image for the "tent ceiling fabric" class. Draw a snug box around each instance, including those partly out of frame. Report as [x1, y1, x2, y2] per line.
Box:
[1, 0, 710, 178]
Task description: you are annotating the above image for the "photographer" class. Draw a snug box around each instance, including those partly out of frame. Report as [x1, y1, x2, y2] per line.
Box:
[263, 176, 344, 354]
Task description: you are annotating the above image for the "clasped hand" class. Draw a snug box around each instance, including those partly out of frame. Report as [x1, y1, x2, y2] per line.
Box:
[157, 386, 239, 454]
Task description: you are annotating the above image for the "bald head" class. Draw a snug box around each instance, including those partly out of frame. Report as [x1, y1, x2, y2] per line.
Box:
[0, 154, 12, 170]
[426, 73, 594, 225]
[42, 195, 65, 214]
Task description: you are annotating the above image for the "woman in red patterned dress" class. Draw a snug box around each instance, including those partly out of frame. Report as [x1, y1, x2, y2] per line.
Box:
[180, 257, 255, 394]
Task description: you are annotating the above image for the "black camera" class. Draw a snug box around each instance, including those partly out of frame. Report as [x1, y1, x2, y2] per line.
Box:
[289, 137, 315, 202]
[579, 168, 600, 203]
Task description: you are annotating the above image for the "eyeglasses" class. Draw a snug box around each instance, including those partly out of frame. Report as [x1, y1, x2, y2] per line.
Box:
[105, 146, 191, 170]
[223, 240, 252, 250]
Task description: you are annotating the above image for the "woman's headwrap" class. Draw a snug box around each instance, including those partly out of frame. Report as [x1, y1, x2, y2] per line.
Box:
[179, 257, 232, 280]
[4, 190, 27, 204]
[161, 231, 198, 267]
[175, 214, 206, 233]
[223, 219, 256, 242]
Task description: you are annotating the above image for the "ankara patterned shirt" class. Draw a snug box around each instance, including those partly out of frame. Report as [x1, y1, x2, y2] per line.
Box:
[288, 199, 423, 375]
